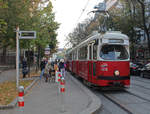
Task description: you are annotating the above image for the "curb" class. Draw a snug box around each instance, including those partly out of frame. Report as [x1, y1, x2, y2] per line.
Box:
[0, 78, 39, 110]
[68, 72, 102, 114]
[0, 66, 15, 71]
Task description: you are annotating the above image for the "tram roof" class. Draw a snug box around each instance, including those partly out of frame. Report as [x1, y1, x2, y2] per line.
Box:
[67, 31, 129, 54]
[103, 31, 129, 40]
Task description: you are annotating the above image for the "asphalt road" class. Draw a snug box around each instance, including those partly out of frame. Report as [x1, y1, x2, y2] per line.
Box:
[91, 76, 150, 114]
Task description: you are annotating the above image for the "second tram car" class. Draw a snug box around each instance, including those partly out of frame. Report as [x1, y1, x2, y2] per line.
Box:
[66, 31, 130, 87]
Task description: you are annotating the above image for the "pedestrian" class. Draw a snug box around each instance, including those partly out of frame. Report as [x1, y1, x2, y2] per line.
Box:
[50, 61, 55, 82]
[54, 60, 59, 73]
[44, 60, 53, 82]
[22, 58, 28, 78]
[59, 59, 65, 78]
[40, 58, 46, 80]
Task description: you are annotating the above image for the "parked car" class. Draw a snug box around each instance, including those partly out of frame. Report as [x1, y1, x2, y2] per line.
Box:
[140, 63, 150, 78]
[130, 62, 143, 75]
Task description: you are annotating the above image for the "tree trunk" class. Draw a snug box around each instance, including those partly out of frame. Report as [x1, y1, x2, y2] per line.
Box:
[2, 47, 7, 65]
[140, 1, 150, 55]
[37, 45, 41, 68]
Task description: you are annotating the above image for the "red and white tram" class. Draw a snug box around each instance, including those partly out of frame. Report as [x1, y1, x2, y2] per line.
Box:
[66, 31, 130, 87]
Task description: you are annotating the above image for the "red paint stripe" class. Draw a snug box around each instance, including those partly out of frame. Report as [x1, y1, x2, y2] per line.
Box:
[18, 92, 24, 97]
[18, 101, 24, 107]
[60, 88, 65, 92]
[60, 82, 65, 85]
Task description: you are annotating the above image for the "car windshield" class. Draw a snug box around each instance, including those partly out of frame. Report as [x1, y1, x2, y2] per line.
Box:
[131, 64, 137, 67]
[100, 45, 129, 60]
[145, 63, 150, 67]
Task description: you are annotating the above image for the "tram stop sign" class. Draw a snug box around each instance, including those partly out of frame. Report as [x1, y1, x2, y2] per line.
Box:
[19, 31, 36, 39]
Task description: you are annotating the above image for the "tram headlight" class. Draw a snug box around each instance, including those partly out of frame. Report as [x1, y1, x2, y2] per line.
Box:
[114, 70, 120, 76]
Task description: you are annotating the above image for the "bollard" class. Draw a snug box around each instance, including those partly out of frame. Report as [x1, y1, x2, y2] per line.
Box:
[55, 71, 61, 83]
[55, 71, 58, 83]
[18, 86, 24, 111]
[60, 77, 65, 93]
[60, 77, 66, 112]
[58, 72, 61, 82]
[58, 72, 62, 94]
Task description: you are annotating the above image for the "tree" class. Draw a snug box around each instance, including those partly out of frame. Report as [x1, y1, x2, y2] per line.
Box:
[67, 18, 92, 47]
[136, 0, 150, 54]
[0, 0, 59, 65]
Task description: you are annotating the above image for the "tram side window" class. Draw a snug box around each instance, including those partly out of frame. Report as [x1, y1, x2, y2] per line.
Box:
[72, 51, 77, 60]
[78, 46, 87, 60]
[72, 52, 75, 60]
[89, 45, 92, 60]
[74, 50, 77, 60]
[93, 44, 97, 60]
[78, 49, 80, 60]
[69, 53, 72, 60]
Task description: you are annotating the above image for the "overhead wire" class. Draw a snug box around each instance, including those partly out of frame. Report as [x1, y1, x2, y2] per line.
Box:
[75, 0, 90, 25]
[75, 0, 100, 26]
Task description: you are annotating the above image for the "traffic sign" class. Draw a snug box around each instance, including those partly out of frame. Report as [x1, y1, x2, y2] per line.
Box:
[19, 31, 36, 39]
[45, 47, 50, 55]
[45, 51, 50, 55]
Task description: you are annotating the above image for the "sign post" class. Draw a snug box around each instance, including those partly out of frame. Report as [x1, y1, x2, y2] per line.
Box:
[16, 26, 20, 89]
[16, 29, 36, 89]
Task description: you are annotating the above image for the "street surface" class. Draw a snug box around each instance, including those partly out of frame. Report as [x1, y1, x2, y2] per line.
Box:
[1, 69, 150, 114]
[0, 71, 90, 114]
[0, 69, 16, 83]
[92, 76, 150, 114]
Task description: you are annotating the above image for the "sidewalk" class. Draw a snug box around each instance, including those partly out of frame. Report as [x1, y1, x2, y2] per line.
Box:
[0, 69, 16, 83]
[0, 67, 36, 83]
[0, 72, 101, 114]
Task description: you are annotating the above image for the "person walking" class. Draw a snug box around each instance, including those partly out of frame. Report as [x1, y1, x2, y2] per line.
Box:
[44, 60, 53, 82]
[40, 58, 46, 80]
[59, 59, 65, 78]
[54, 60, 59, 73]
[22, 58, 28, 78]
[54, 60, 59, 82]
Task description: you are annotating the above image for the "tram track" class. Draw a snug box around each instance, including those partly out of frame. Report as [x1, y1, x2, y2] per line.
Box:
[71, 74, 150, 114]
[102, 92, 133, 114]
[124, 89, 150, 102]
[132, 83, 150, 91]
[99, 88, 150, 114]
[76, 78, 134, 114]
[132, 77, 150, 84]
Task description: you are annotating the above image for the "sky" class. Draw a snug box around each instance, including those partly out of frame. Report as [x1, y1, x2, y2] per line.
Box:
[52, 0, 104, 48]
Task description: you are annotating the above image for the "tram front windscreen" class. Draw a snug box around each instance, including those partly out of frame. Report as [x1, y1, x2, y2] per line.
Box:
[100, 45, 129, 60]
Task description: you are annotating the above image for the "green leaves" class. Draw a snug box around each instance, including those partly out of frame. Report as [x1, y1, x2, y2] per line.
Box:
[0, 0, 59, 54]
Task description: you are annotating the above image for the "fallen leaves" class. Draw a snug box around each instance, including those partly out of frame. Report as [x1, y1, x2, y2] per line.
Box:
[0, 80, 33, 105]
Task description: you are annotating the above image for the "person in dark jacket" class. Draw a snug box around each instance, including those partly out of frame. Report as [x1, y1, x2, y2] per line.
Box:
[22, 58, 28, 78]
[40, 58, 46, 71]
[59, 59, 66, 77]
[40, 58, 46, 80]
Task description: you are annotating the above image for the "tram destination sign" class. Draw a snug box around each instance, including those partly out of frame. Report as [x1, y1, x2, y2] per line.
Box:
[109, 39, 124, 43]
[19, 31, 36, 39]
